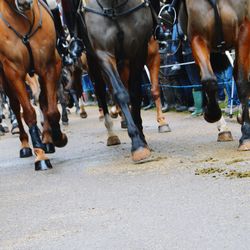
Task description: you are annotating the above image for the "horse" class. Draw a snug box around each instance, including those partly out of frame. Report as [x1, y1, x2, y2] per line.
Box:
[108, 36, 171, 133]
[177, 0, 250, 149]
[80, 0, 156, 162]
[0, 0, 67, 170]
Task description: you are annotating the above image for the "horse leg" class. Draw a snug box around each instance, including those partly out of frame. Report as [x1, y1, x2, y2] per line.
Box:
[235, 20, 250, 150]
[216, 116, 233, 142]
[98, 52, 150, 162]
[146, 37, 170, 133]
[39, 91, 56, 154]
[93, 71, 120, 146]
[191, 36, 221, 123]
[39, 61, 67, 148]
[3, 65, 50, 170]
[79, 96, 87, 118]
[128, 65, 147, 147]
[4, 84, 33, 157]
[57, 83, 69, 125]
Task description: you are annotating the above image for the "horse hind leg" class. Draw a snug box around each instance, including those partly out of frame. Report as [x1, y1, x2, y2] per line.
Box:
[105, 114, 121, 146]
[146, 37, 170, 133]
[92, 68, 120, 146]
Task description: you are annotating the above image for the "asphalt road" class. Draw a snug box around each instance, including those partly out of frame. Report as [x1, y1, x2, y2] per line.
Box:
[1, 107, 250, 250]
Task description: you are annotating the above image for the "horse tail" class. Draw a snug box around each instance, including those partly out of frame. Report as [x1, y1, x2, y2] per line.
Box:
[210, 53, 231, 73]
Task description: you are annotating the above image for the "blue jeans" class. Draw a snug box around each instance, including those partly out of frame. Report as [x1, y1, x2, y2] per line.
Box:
[215, 66, 240, 106]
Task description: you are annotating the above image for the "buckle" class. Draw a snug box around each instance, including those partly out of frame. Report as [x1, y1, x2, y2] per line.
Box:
[103, 8, 115, 17]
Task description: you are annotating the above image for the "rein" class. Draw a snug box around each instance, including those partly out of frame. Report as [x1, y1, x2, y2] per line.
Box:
[81, 0, 151, 19]
[0, 0, 43, 76]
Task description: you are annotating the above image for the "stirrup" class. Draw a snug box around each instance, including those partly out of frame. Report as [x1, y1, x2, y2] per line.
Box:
[69, 37, 84, 59]
[57, 36, 69, 56]
[62, 54, 74, 66]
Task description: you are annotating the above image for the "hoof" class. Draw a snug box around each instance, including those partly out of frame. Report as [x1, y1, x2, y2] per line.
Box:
[35, 159, 53, 171]
[158, 124, 171, 133]
[121, 120, 127, 129]
[217, 131, 233, 142]
[54, 133, 68, 148]
[110, 112, 118, 119]
[204, 108, 221, 123]
[132, 147, 151, 163]
[44, 143, 55, 154]
[238, 140, 250, 151]
[80, 111, 87, 119]
[237, 114, 243, 125]
[107, 135, 121, 146]
[20, 147, 33, 158]
[62, 121, 69, 126]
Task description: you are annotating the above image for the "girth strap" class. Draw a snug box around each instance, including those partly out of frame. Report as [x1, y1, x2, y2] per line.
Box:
[81, 0, 151, 19]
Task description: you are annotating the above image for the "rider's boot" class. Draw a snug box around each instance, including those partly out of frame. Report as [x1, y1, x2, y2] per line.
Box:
[51, 7, 73, 65]
[62, 0, 84, 60]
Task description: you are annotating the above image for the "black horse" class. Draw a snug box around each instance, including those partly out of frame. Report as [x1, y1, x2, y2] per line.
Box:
[80, 0, 155, 162]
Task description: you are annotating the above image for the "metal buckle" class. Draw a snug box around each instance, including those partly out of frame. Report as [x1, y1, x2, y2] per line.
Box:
[103, 8, 115, 17]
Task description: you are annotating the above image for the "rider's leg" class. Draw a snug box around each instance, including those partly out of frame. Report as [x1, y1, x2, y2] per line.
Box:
[61, 0, 84, 59]
[46, 0, 73, 65]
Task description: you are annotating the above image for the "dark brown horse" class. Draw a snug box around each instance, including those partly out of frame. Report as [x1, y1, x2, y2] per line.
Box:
[0, 0, 67, 170]
[80, 0, 155, 162]
[178, 0, 250, 149]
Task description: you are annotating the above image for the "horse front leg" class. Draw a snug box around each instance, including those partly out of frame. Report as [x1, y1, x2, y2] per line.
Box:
[3, 63, 51, 170]
[191, 36, 221, 123]
[235, 20, 250, 150]
[98, 52, 150, 162]
[146, 37, 170, 133]
[39, 60, 67, 148]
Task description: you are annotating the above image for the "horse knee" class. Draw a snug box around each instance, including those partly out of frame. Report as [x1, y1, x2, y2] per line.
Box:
[202, 79, 218, 93]
[151, 86, 160, 100]
[23, 107, 36, 126]
[114, 90, 129, 104]
[47, 110, 60, 125]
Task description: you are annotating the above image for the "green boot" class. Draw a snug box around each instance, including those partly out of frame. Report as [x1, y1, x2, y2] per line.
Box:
[191, 91, 203, 116]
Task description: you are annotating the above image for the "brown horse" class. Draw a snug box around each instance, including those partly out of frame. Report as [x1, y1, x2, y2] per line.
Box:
[0, 0, 67, 170]
[178, 0, 250, 149]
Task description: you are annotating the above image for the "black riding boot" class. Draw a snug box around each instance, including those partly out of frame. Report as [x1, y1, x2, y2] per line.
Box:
[62, 0, 84, 60]
[51, 7, 73, 66]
